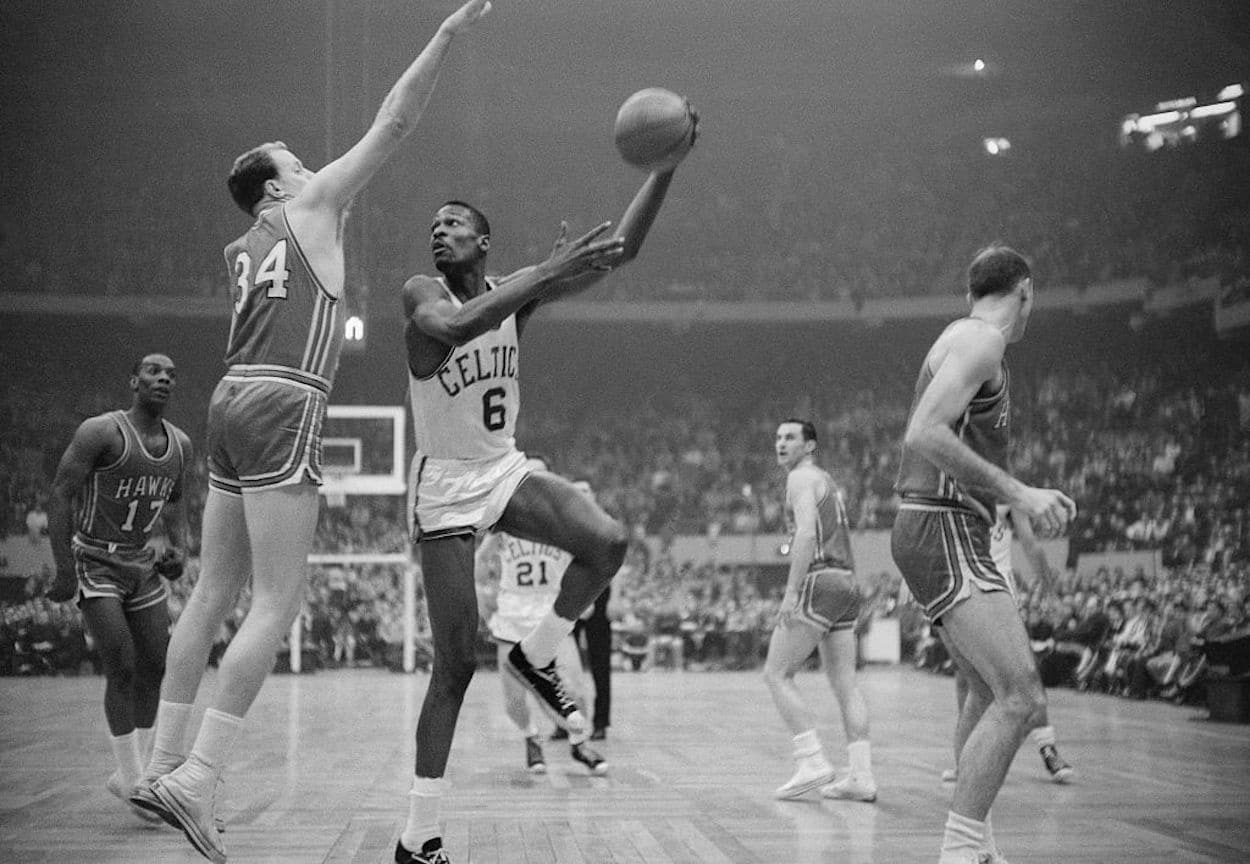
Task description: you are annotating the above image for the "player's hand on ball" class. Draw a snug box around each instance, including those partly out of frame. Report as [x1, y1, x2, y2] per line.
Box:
[155, 547, 186, 581]
[46, 572, 77, 603]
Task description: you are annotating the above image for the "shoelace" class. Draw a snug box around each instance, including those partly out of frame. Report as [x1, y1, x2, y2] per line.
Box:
[535, 664, 577, 713]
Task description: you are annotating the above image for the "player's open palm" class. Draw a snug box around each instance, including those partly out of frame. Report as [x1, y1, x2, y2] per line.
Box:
[1016, 486, 1077, 539]
[543, 220, 625, 281]
[441, 0, 491, 34]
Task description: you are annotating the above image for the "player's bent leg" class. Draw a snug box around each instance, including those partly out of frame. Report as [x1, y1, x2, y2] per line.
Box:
[819, 629, 869, 742]
[763, 621, 823, 735]
[496, 641, 545, 774]
[939, 588, 1047, 821]
[161, 489, 251, 705]
[415, 535, 480, 778]
[764, 622, 835, 799]
[817, 629, 877, 802]
[127, 601, 171, 731]
[942, 635, 994, 769]
[80, 597, 140, 736]
[498, 472, 627, 618]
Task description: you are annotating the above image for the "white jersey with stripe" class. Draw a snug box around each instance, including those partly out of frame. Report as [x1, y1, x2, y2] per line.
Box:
[408, 278, 520, 460]
[491, 533, 571, 637]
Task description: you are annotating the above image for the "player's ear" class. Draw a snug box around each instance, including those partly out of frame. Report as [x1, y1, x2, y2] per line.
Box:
[478, 235, 490, 253]
[263, 177, 283, 200]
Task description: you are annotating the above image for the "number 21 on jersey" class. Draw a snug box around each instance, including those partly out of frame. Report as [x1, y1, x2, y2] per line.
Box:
[234, 240, 290, 314]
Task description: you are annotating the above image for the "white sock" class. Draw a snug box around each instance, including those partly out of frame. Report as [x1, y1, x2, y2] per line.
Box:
[524, 722, 539, 739]
[940, 811, 985, 856]
[185, 708, 242, 783]
[1031, 725, 1056, 748]
[519, 611, 576, 668]
[149, 700, 194, 771]
[109, 731, 143, 786]
[848, 739, 873, 777]
[984, 811, 999, 856]
[792, 729, 821, 759]
[135, 726, 155, 763]
[401, 776, 445, 852]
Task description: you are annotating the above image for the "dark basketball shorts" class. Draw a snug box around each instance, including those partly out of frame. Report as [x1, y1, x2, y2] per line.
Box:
[891, 502, 1012, 624]
[72, 537, 165, 612]
[791, 566, 862, 635]
[207, 377, 327, 496]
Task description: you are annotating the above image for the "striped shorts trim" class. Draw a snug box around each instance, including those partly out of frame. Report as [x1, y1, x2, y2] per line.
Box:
[891, 503, 1010, 623]
[791, 566, 861, 635]
[72, 539, 166, 612]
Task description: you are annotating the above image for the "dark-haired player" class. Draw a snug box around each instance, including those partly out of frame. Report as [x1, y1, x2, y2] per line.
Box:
[46, 353, 191, 823]
[765, 419, 876, 803]
[398, 131, 694, 862]
[128, 5, 493, 862]
[892, 245, 1076, 864]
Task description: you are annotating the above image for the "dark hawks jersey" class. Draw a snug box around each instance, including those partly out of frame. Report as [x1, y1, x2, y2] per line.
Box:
[76, 411, 185, 547]
[895, 327, 1011, 517]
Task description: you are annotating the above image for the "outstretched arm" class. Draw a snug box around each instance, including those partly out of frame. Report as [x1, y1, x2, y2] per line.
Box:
[406, 222, 624, 347]
[294, 0, 491, 217]
[529, 166, 679, 310]
[46, 420, 111, 601]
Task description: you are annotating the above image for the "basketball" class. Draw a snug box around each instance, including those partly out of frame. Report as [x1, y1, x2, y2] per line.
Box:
[613, 88, 696, 171]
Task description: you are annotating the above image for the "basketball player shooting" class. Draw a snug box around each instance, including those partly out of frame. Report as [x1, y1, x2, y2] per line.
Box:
[395, 93, 697, 864]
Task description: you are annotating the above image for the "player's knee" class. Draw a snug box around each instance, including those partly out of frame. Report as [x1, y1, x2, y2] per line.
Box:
[596, 521, 628, 574]
[762, 663, 791, 689]
[434, 652, 477, 692]
[105, 655, 137, 692]
[999, 677, 1046, 727]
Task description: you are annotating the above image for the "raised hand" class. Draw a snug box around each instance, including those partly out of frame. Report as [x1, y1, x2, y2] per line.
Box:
[540, 220, 625, 281]
[441, 0, 492, 35]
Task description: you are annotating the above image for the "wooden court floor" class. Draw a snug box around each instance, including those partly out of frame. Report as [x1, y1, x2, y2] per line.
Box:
[2, 666, 1248, 863]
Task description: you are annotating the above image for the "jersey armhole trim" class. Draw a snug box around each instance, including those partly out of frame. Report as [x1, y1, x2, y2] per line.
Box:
[281, 207, 340, 304]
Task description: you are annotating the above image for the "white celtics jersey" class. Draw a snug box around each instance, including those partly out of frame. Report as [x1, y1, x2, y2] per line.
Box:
[409, 278, 519, 460]
[990, 503, 1015, 580]
[490, 534, 572, 641]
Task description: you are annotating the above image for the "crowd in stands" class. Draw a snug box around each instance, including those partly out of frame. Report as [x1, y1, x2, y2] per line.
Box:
[4, 135, 1249, 303]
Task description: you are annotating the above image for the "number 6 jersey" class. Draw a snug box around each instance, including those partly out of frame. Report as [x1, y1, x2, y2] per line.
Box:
[223, 206, 344, 393]
[408, 278, 519, 460]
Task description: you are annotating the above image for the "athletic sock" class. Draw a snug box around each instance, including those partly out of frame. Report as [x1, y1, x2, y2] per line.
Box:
[984, 811, 1000, 857]
[401, 776, 445, 852]
[1031, 725, 1056, 749]
[848, 739, 873, 777]
[940, 811, 985, 858]
[183, 708, 242, 787]
[135, 726, 155, 763]
[791, 729, 821, 759]
[519, 611, 576, 668]
[148, 700, 194, 773]
[109, 731, 143, 787]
